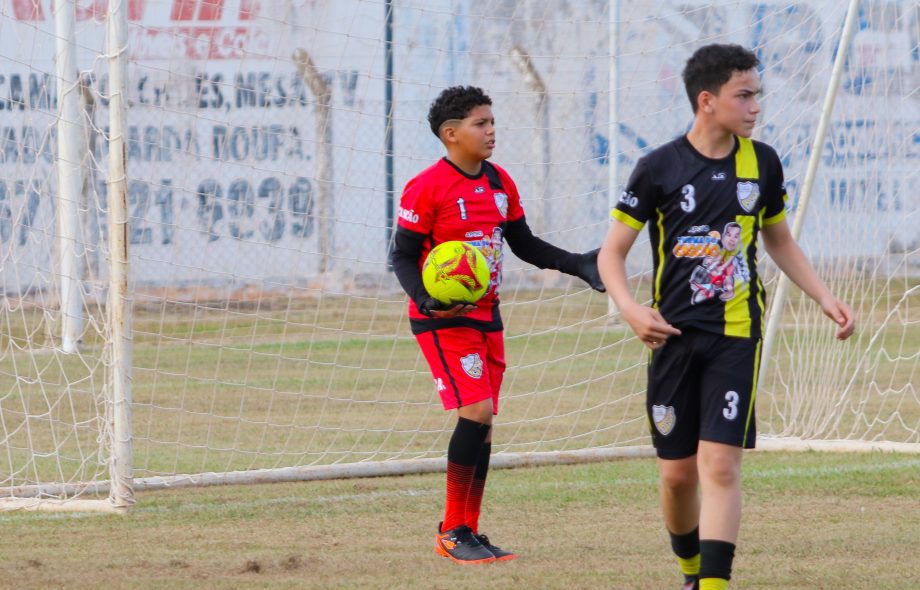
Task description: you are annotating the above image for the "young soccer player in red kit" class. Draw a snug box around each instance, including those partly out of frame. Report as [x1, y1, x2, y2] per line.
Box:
[391, 86, 604, 564]
[598, 44, 855, 589]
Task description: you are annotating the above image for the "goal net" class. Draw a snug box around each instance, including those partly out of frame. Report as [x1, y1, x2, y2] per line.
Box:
[0, 0, 916, 511]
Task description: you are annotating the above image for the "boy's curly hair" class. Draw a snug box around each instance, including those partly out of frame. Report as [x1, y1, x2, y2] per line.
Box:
[427, 86, 492, 137]
[682, 44, 760, 113]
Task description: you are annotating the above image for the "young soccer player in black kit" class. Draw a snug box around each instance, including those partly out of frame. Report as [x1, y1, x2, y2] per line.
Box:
[390, 86, 604, 564]
[598, 44, 855, 589]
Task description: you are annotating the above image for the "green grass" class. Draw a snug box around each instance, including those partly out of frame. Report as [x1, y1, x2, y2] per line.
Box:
[0, 452, 916, 589]
[1, 279, 917, 485]
[0, 278, 917, 588]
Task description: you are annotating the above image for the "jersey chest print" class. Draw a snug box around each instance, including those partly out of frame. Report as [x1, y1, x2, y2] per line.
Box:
[676, 221, 750, 306]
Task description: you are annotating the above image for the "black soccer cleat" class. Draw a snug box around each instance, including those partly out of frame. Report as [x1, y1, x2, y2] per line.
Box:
[474, 533, 517, 562]
[434, 522, 496, 564]
[681, 575, 700, 590]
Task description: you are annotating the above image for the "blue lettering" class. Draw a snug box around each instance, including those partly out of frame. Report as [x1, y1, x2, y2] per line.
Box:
[227, 179, 255, 239]
[258, 177, 284, 242]
[15, 180, 42, 247]
[289, 177, 313, 237]
[197, 179, 224, 242]
[154, 180, 174, 245]
[128, 181, 153, 244]
[0, 182, 11, 244]
[230, 126, 249, 160]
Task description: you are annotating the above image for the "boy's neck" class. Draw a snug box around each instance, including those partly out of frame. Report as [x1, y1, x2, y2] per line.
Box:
[445, 153, 483, 176]
[685, 120, 736, 159]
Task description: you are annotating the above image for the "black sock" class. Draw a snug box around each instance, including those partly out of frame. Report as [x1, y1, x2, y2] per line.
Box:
[448, 417, 491, 465]
[670, 527, 700, 578]
[466, 442, 491, 533]
[699, 539, 735, 581]
[443, 418, 490, 531]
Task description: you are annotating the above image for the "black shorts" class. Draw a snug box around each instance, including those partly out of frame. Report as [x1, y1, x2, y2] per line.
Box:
[647, 329, 762, 459]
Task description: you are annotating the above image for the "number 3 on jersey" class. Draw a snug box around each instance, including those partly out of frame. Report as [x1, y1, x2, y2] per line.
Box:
[680, 184, 696, 212]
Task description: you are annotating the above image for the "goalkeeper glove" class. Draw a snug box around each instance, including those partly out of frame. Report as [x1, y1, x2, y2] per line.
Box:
[418, 297, 449, 317]
[574, 248, 606, 292]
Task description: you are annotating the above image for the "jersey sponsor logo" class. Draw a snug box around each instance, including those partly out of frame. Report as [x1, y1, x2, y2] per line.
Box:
[398, 207, 419, 224]
[460, 353, 484, 379]
[712, 171, 727, 181]
[673, 232, 722, 258]
[736, 181, 760, 212]
[474, 185, 485, 193]
[465, 230, 484, 238]
[688, 225, 710, 234]
[680, 184, 696, 212]
[688, 222, 750, 305]
[652, 405, 676, 436]
[493, 193, 508, 218]
[619, 190, 639, 208]
[434, 378, 447, 392]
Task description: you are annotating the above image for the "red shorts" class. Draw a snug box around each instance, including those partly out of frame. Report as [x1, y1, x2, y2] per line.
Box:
[415, 328, 505, 413]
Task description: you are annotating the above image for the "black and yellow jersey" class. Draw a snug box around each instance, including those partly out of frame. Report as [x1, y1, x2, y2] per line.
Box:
[612, 135, 787, 339]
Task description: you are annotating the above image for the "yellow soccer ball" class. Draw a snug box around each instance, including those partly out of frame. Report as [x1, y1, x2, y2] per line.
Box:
[422, 241, 490, 305]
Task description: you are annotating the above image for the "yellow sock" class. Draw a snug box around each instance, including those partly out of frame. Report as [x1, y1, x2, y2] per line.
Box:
[678, 554, 700, 577]
[699, 579, 728, 590]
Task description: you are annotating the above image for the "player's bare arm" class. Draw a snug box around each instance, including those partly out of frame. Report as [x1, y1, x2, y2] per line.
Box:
[761, 219, 855, 340]
[598, 220, 681, 349]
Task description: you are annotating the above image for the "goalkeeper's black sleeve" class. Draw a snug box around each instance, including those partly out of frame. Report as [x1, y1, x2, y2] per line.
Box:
[504, 216, 605, 292]
[390, 226, 444, 314]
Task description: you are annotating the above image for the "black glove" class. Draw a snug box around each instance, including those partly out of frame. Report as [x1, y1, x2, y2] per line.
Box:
[417, 296, 449, 317]
[574, 248, 606, 292]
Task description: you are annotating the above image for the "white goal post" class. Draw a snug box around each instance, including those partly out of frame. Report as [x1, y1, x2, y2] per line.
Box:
[0, 0, 917, 512]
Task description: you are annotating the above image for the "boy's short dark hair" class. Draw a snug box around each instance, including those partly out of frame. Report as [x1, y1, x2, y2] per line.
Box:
[682, 44, 760, 113]
[427, 86, 492, 138]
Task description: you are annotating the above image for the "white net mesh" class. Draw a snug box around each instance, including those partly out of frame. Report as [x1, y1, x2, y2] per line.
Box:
[0, 0, 917, 506]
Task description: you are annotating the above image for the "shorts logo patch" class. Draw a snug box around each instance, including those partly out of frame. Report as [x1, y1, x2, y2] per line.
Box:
[460, 353, 483, 379]
[652, 404, 676, 436]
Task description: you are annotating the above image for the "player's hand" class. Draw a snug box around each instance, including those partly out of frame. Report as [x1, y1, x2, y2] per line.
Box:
[419, 297, 475, 318]
[620, 303, 681, 349]
[820, 296, 855, 340]
[431, 303, 476, 318]
[574, 248, 606, 292]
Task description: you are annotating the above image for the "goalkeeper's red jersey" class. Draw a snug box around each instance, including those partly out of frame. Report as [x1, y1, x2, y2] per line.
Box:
[397, 158, 525, 329]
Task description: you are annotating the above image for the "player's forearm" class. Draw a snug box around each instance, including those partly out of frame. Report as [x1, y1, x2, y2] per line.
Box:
[504, 217, 578, 272]
[391, 228, 430, 307]
[598, 236, 639, 313]
[598, 221, 643, 311]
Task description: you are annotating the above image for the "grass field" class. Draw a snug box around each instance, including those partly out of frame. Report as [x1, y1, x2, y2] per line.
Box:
[1, 277, 917, 589]
[0, 451, 916, 589]
[2, 277, 917, 486]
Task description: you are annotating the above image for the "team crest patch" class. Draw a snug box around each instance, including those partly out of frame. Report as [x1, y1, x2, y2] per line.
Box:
[460, 353, 484, 379]
[493, 193, 508, 218]
[652, 405, 676, 436]
[736, 181, 760, 212]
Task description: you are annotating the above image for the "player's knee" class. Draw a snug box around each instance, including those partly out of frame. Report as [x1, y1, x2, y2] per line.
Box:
[458, 398, 493, 425]
[659, 463, 698, 493]
[699, 452, 741, 487]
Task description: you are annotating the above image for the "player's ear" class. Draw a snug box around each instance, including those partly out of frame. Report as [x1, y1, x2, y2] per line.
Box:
[697, 90, 716, 115]
[440, 123, 458, 144]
